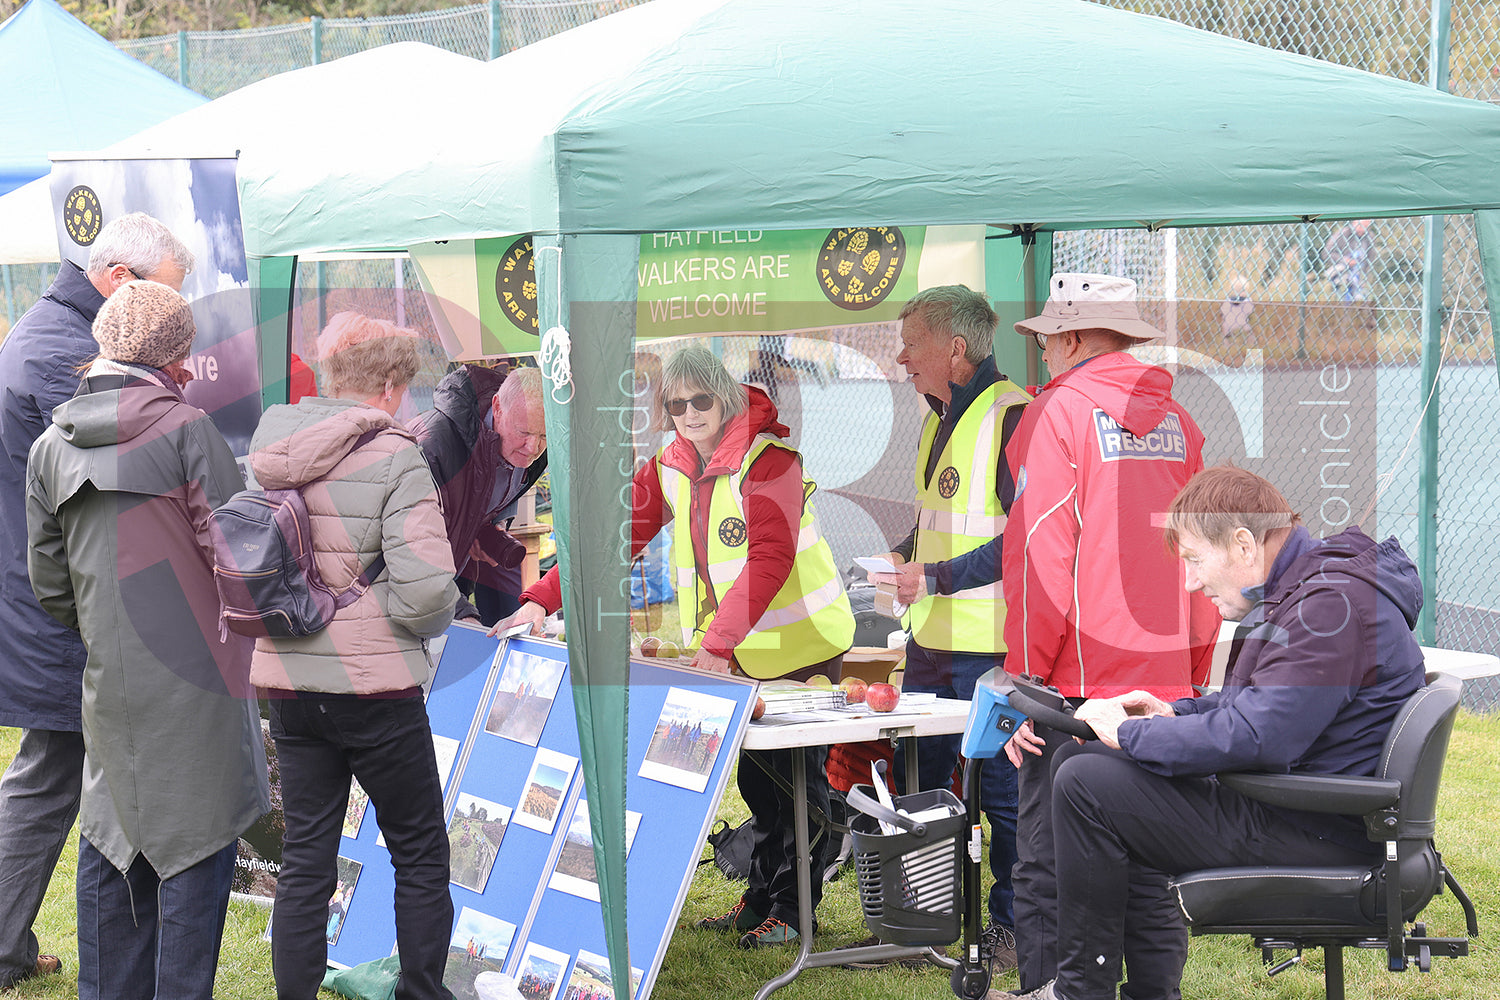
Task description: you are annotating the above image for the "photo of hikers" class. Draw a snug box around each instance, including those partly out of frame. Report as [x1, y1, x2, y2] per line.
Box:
[515, 942, 569, 1000]
[443, 906, 516, 1000]
[563, 950, 642, 1000]
[638, 687, 735, 793]
[485, 647, 568, 747]
[325, 856, 362, 945]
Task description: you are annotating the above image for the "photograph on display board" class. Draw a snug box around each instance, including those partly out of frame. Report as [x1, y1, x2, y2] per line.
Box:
[444, 906, 517, 1000]
[327, 856, 362, 945]
[378, 734, 461, 848]
[448, 792, 512, 892]
[342, 776, 370, 839]
[516, 942, 570, 1000]
[484, 645, 569, 746]
[638, 687, 736, 793]
[563, 950, 642, 1000]
[548, 799, 642, 902]
[515, 747, 578, 835]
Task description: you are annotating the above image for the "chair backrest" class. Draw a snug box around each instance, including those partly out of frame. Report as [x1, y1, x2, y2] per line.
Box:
[1377, 670, 1461, 841]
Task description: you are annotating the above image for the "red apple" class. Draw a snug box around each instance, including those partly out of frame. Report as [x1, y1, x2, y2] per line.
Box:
[640, 636, 662, 657]
[752, 696, 766, 720]
[839, 676, 869, 704]
[866, 682, 900, 713]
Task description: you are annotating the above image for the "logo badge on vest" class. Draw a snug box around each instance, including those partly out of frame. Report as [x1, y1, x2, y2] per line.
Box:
[937, 466, 961, 499]
[62, 185, 103, 246]
[718, 517, 748, 547]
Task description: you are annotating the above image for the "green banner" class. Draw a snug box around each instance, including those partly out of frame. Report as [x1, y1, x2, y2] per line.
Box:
[636, 226, 944, 338]
[476, 234, 542, 356]
[407, 226, 983, 360]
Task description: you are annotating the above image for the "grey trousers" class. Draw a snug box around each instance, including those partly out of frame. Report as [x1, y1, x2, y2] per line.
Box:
[0, 728, 84, 987]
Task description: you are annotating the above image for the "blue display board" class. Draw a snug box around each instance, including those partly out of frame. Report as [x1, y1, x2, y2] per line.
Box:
[325, 623, 757, 1000]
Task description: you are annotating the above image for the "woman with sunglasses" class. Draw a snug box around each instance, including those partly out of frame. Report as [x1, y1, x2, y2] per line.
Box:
[506, 343, 853, 949]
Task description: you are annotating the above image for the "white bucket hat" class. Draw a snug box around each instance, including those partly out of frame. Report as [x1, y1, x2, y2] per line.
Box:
[1014, 272, 1164, 343]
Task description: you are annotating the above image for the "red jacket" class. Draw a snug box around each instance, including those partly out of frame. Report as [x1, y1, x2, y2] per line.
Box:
[520, 386, 805, 659]
[1002, 352, 1218, 699]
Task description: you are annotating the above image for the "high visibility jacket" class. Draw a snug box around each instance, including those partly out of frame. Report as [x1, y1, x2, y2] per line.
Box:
[907, 378, 1030, 652]
[659, 435, 853, 678]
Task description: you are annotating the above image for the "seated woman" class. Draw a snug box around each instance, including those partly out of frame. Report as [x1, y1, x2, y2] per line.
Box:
[505, 344, 854, 948]
[247, 312, 458, 1000]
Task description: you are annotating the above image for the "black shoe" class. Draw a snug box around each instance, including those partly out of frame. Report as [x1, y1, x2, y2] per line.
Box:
[1, 956, 63, 994]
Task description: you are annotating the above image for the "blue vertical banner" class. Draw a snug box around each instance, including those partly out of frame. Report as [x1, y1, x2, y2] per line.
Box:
[48, 155, 262, 455]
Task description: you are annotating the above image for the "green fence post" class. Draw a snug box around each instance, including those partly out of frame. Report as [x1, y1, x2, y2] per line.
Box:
[3, 264, 15, 330]
[490, 0, 503, 58]
[311, 16, 323, 65]
[1416, 0, 1452, 646]
[177, 30, 189, 88]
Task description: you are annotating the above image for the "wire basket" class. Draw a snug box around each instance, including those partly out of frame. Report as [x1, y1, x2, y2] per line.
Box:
[847, 785, 966, 946]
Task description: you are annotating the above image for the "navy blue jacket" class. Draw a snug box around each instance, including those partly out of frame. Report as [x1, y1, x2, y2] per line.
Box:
[0, 263, 102, 730]
[1119, 526, 1425, 844]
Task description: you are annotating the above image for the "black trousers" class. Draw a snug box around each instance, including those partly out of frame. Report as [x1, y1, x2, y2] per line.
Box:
[1012, 720, 1072, 992]
[737, 744, 830, 932]
[1048, 743, 1376, 1000]
[269, 692, 455, 1000]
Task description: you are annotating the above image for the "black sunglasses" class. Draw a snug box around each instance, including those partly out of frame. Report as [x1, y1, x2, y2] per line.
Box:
[665, 393, 715, 416]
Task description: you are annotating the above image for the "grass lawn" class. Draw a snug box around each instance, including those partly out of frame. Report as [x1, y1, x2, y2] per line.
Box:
[3, 711, 1495, 1000]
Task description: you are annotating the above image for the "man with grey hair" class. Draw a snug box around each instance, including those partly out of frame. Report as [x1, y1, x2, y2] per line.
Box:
[1001, 273, 1218, 998]
[858, 284, 1031, 971]
[413, 363, 548, 620]
[0, 212, 193, 989]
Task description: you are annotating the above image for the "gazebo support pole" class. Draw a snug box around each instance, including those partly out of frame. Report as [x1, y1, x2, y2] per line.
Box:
[1415, 0, 1452, 645]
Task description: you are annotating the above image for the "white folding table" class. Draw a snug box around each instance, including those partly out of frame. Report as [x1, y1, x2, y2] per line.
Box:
[738, 696, 974, 999]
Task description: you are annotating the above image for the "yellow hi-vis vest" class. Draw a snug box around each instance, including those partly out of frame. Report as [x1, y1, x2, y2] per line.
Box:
[907, 378, 1031, 652]
[658, 435, 854, 679]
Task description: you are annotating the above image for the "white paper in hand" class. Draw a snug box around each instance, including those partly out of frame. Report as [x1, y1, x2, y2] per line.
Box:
[855, 556, 898, 576]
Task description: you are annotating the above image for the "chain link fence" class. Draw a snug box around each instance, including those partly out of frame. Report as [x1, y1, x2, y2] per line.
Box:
[115, 0, 646, 99]
[1044, 1, 1500, 662]
[4, 1, 1498, 661]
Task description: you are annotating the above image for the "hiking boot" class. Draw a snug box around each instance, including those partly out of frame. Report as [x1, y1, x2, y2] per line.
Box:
[738, 915, 799, 948]
[695, 899, 762, 933]
[980, 920, 1018, 975]
[1, 956, 62, 994]
[1002, 980, 1061, 1000]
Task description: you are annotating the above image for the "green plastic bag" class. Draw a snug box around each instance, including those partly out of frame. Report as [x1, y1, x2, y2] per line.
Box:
[321, 955, 400, 1000]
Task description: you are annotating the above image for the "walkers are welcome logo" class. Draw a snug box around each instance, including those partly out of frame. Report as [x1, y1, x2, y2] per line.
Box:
[815, 226, 906, 310]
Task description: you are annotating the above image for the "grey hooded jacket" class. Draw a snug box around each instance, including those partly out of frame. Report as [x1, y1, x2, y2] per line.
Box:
[26, 367, 269, 877]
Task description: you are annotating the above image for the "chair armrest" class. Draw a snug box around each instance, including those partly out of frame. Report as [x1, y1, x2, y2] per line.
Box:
[1218, 771, 1401, 816]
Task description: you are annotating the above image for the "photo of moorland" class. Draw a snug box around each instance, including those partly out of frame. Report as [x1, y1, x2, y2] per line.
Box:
[548, 799, 642, 901]
[448, 792, 511, 892]
[515, 747, 577, 834]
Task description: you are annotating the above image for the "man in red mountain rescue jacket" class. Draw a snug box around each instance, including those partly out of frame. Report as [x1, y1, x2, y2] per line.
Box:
[1001, 273, 1220, 997]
